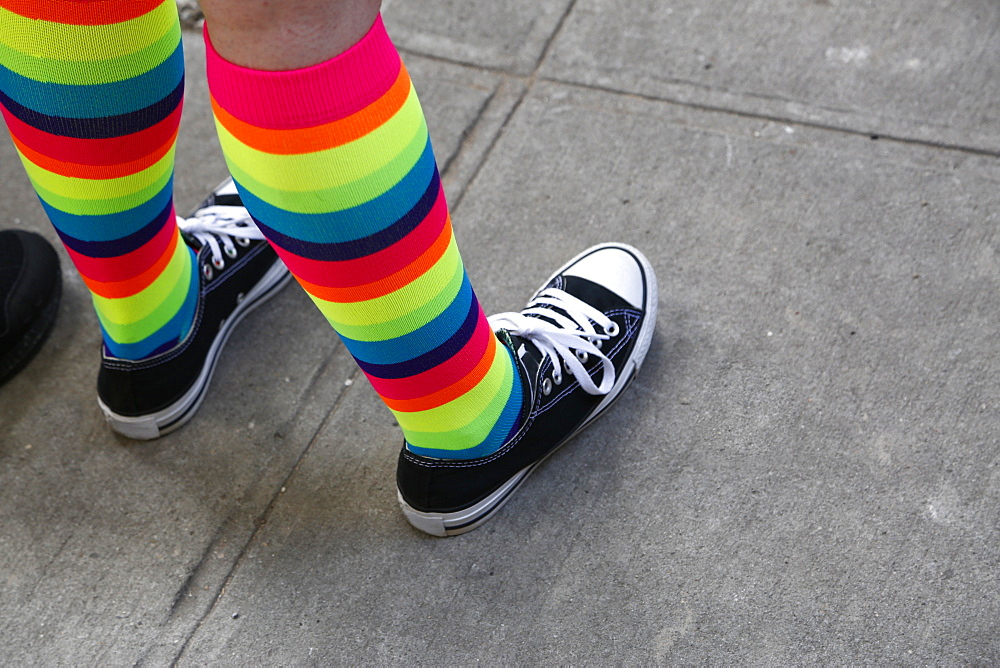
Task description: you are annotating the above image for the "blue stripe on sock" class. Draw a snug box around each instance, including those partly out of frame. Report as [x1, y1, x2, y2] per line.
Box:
[252, 166, 440, 262]
[0, 79, 184, 139]
[0, 44, 183, 119]
[340, 273, 474, 366]
[38, 176, 174, 243]
[54, 199, 172, 257]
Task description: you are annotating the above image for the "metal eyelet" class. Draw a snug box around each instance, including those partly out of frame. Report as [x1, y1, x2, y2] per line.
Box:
[605, 321, 620, 337]
[236, 236, 251, 247]
[202, 264, 214, 280]
[212, 256, 225, 270]
[236, 292, 246, 304]
[552, 370, 563, 386]
[224, 245, 239, 259]
[541, 377, 553, 396]
[595, 338, 604, 350]
[576, 350, 589, 364]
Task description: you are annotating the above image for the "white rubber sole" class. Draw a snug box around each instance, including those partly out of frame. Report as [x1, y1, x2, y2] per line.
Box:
[399, 242, 658, 536]
[98, 260, 292, 440]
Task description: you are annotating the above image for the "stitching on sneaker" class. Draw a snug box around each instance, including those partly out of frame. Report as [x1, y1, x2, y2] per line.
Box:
[402, 307, 643, 470]
[100, 242, 268, 371]
[534, 309, 639, 415]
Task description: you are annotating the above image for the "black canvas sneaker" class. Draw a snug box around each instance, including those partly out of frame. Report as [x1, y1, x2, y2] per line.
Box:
[97, 179, 292, 439]
[0, 230, 61, 386]
[397, 242, 657, 536]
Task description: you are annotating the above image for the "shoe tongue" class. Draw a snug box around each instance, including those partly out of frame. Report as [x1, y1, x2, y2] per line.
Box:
[211, 194, 244, 207]
[192, 179, 244, 212]
[497, 329, 543, 380]
[213, 179, 243, 207]
[180, 229, 205, 253]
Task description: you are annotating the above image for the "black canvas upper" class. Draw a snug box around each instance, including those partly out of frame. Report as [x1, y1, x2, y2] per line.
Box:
[396, 272, 648, 514]
[97, 234, 279, 417]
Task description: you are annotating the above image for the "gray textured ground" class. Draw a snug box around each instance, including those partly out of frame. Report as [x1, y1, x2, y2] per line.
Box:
[175, 0, 202, 30]
[2, 0, 998, 664]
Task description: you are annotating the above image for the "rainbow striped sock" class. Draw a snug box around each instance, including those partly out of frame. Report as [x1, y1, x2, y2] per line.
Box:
[0, 0, 195, 361]
[206, 15, 523, 459]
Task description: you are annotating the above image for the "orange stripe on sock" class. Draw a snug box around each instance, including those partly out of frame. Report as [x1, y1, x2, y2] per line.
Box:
[294, 214, 453, 304]
[0, 0, 164, 24]
[380, 334, 499, 413]
[211, 62, 411, 155]
[10, 128, 178, 180]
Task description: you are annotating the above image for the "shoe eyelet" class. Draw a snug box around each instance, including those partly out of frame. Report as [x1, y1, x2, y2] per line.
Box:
[595, 339, 604, 350]
[605, 321, 620, 337]
[236, 236, 251, 247]
[576, 350, 589, 364]
[224, 245, 239, 259]
[202, 264, 214, 280]
[541, 377, 553, 396]
[552, 370, 563, 386]
[236, 292, 245, 304]
[212, 256, 225, 270]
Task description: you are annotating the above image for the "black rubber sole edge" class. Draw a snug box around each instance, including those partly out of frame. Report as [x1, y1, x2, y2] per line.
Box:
[98, 262, 292, 440]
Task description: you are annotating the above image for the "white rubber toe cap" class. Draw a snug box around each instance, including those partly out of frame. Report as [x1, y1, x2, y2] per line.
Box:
[562, 245, 647, 309]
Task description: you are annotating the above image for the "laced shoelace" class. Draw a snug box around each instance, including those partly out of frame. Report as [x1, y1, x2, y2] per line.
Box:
[177, 205, 264, 272]
[488, 287, 620, 396]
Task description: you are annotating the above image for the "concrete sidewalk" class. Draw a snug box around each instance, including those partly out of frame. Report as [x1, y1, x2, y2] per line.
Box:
[1, 1, 998, 664]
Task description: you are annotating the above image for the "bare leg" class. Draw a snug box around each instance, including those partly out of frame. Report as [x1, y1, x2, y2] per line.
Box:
[199, 0, 381, 70]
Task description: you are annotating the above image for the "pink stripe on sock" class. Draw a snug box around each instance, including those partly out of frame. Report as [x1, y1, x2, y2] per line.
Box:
[204, 14, 401, 130]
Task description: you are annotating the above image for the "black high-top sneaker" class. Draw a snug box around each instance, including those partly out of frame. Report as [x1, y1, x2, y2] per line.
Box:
[97, 179, 292, 440]
[0, 230, 61, 386]
[397, 243, 657, 536]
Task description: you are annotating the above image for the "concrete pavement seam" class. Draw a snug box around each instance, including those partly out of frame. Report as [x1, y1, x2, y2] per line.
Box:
[158, 358, 359, 667]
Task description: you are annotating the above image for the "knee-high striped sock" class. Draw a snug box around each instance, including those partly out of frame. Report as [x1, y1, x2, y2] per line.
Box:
[0, 0, 195, 360]
[206, 15, 522, 459]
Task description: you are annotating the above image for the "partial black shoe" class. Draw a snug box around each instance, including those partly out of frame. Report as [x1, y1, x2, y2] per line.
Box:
[397, 242, 657, 536]
[97, 179, 292, 439]
[0, 230, 62, 386]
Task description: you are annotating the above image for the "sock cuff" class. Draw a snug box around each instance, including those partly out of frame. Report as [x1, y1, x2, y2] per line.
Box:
[204, 13, 401, 130]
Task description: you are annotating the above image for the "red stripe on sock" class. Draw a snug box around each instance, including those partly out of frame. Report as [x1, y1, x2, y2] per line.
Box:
[293, 216, 451, 304]
[8, 127, 178, 180]
[365, 313, 496, 400]
[1, 103, 182, 168]
[0, 0, 164, 25]
[274, 186, 448, 294]
[65, 212, 176, 283]
[79, 226, 181, 298]
[381, 333, 499, 412]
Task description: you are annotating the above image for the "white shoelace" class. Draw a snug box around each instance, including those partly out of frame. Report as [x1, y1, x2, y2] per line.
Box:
[177, 205, 264, 269]
[488, 287, 618, 396]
